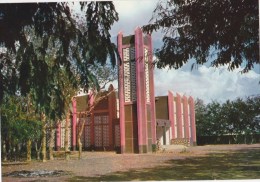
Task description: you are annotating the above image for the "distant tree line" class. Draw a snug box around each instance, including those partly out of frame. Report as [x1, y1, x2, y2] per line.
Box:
[1, 95, 42, 161]
[195, 96, 260, 145]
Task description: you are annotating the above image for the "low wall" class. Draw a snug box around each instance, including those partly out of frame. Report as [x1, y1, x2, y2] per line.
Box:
[171, 138, 190, 146]
[197, 134, 260, 145]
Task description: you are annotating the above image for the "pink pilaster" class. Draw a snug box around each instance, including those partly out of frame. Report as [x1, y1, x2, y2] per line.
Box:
[176, 93, 182, 138]
[72, 97, 77, 151]
[108, 84, 116, 149]
[148, 34, 156, 145]
[117, 32, 125, 153]
[135, 27, 146, 151]
[168, 91, 175, 139]
[189, 96, 197, 145]
[56, 122, 61, 151]
[183, 96, 189, 139]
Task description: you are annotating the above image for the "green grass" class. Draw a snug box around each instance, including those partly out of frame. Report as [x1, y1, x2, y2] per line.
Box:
[67, 148, 260, 181]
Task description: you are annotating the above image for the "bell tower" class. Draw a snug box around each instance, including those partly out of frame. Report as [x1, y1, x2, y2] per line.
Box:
[117, 27, 156, 153]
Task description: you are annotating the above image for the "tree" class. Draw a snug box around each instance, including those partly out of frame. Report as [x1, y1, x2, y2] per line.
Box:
[196, 99, 231, 137]
[1, 94, 42, 161]
[143, 0, 259, 72]
[195, 96, 260, 144]
[0, 2, 119, 104]
[195, 99, 207, 136]
[221, 99, 245, 143]
[0, 2, 119, 161]
[206, 101, 225, 136]
[244, 96, 260, 143]
[76, 63, 117, 159]
[11, 25, 81, 161]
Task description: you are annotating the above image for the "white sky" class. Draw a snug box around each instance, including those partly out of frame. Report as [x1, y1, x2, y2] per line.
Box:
[110, 0, 260, 103]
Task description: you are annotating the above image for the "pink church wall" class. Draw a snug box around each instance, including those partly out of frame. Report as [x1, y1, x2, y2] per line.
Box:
[117, 32, 126, 153]
[183, 96, 190, 139]
[147, 34, 156, 145]
[176, 93, 183, 138]
[135, 27, 146, 147]
[168, 91, 175, 139]
[189, 96, 197, 145]
[156, 92, 197, 146]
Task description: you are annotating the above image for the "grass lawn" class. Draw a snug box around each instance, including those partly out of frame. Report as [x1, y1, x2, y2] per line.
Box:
[68, 148, 260, 181]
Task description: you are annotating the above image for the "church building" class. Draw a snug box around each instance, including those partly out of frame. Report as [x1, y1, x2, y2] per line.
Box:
[54, 28, 196, 153]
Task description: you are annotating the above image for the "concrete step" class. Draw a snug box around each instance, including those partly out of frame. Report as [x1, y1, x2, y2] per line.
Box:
[161, 144, 188, 152]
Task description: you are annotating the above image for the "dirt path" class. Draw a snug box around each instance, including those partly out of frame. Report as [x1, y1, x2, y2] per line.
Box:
[2, 144, 260, 181]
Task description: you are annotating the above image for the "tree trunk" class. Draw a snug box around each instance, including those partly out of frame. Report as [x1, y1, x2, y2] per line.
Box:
[49, 125, 54, 160]
[251, 135, 254, 144]
[41, 115, 47, 162]
[2, 140, 7, 161]
[13, 144, 16, 162]
[0, 110, 7, 161]
[35, 142, 41, 160]
[8, 138, 11, 161]
[27, 139, 32, 162]
[77, 118, 85, 160]
[64, 113, 70, 160]
[78, 136, 82, 159]
[17, 143, 22, 161]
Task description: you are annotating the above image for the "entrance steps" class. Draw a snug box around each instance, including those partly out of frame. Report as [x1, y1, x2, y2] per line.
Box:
[161, 144, 188, 152]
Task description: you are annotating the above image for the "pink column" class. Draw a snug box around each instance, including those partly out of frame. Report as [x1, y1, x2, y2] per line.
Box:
[168, 91, 175, 140]
[183, 96, 189, 139]
[176, 93, 182, 138]
[117, 32, 125, 153]
[189, 96, 197, 145]
[108, 84, 116, 149]
[135, 27, 147, 152]
[72, 97, 77, 151]
[56, 122, 61, 151]
[148, 33, 156, 145]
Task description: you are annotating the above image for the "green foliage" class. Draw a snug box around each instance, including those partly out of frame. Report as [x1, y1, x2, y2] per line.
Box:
[0, 3, 119, 161]
[0, 2, 119, 105]
[196, 100, 225, 136]
[143, 0, 259, 72]
[1, 95, 42, 145]
[195, 96, 260, 137]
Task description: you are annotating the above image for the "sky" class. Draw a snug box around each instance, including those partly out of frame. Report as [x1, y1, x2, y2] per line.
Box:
[110, 0, 260, 104]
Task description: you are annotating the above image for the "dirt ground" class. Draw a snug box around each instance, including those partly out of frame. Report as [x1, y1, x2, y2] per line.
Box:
[2, 144, 260, 181]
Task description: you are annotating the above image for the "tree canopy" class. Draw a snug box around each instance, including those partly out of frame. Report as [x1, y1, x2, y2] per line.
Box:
[1, 94, 42, 148]
[143, 0, 259, 72]
[195, 96, 260, 138]
[0, 2, 119, 161]
[0, 2, 119, 106]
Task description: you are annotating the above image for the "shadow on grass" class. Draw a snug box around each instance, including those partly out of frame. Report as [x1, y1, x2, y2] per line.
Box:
[67, 147, 260, 181]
